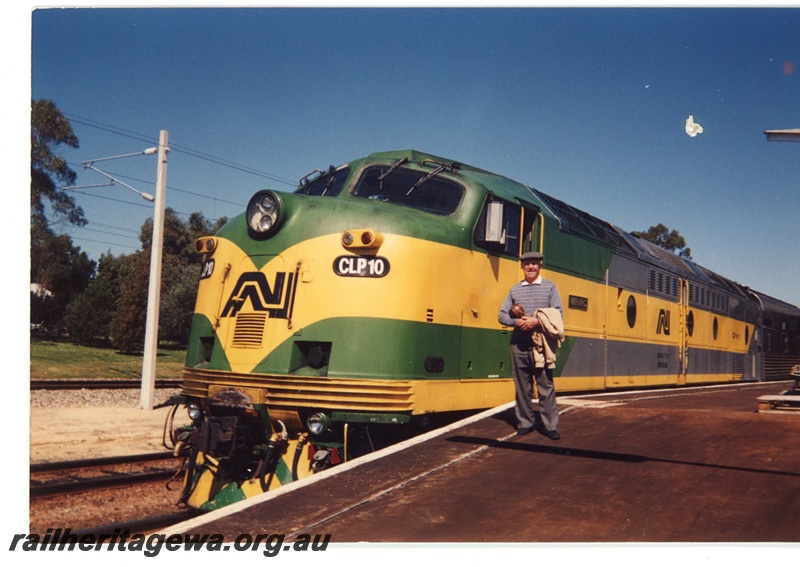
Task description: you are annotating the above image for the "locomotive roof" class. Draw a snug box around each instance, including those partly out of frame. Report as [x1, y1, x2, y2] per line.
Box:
[754, 292, 800, 316]
[363, 150, 774, 304]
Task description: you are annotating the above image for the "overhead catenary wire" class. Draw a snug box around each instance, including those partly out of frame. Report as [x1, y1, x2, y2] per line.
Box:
[71, 226, 140, 242]
[64, 113, 297, 187]
[69, 165, 249, 208]
[65, 236, 140, 251]
[52, 111, 296, 258]
[63, 181, 228, 253]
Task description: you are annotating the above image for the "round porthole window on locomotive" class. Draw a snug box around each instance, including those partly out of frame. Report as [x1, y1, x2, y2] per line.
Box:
[687, 311, 695, 337]
[626, 295, 637, 328]
[713, 317, 719, 340]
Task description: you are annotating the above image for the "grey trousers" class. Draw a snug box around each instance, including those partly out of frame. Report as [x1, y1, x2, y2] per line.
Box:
[511, 343, 559, 431]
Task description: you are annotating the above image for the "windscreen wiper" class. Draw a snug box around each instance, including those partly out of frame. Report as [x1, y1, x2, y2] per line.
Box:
[320, 165, 337, 196]
[406, 163, 447, 196]
[378, 158, 408, 181]
[405, 160, 460, 196]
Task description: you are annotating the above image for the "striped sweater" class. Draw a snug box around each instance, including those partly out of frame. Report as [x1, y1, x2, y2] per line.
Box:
[498, 278, 563, 346]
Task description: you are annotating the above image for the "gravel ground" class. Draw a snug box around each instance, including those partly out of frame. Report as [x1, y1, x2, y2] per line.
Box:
[30, 388, 182, 409]
[29, 389, 191, 465]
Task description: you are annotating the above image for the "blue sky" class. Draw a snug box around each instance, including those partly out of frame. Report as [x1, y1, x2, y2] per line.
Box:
[26, 5, 800, 306]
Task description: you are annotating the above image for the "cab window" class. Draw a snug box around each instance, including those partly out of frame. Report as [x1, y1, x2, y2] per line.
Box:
[474, 198, 521, 256]
[474, 199, 541, 258]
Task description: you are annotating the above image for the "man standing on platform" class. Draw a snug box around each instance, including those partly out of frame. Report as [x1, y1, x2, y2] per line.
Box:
[498, 251, 564, 439]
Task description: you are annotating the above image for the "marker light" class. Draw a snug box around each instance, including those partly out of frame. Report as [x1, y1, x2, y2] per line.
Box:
[341, 229, 383, 250]
[195, 237, 217, 255]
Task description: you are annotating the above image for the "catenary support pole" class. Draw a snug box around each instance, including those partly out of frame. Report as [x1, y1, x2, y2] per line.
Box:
[141, 130, 169, 410]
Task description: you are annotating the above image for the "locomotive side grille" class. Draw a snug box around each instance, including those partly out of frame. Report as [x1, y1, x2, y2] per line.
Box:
[180, 369, 415, 412]
[649, 268, 679, 299]
[731, 352, 744, 379]
[232, 313, 267, 348]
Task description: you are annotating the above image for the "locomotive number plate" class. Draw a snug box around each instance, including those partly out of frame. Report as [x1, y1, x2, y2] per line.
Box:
[199, 258, 215, 280]
[333, 255, 390, 278]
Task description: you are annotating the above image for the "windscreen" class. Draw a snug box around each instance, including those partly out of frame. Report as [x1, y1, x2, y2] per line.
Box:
[352, 165, 464, 216]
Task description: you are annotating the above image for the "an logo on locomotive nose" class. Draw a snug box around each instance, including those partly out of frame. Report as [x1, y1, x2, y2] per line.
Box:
[221, 272, 297, 318]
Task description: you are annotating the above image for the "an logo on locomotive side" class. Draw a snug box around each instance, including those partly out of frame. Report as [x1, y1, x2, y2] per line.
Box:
[221, 272, 296, 319]
[656, 308, 671, 335]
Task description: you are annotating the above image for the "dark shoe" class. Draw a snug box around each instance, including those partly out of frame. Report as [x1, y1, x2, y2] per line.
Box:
[545, 430, 560, 440]
[517, 426, 533, 436]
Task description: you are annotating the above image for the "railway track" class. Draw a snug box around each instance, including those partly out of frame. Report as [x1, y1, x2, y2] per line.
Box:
[30, 452, 183, 499]
[31, 451, 177, 473]
[30, 379, 182, 390]
[61, 510, 203, 539]
[29, 451, 196, 536]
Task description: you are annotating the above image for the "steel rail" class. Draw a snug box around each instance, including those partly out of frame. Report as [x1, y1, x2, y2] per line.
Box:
[31, 451, 177, 474]
[31, 469, 178, 498]
[30, 379, 182, 390]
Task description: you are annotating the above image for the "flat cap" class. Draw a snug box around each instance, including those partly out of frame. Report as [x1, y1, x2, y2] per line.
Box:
[519, 251, 544, 261]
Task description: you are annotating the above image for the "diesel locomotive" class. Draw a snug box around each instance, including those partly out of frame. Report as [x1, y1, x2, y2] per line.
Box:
[162, 149, 800, 510]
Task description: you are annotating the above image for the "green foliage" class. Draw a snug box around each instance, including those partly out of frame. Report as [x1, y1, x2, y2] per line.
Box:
[631, 223, 692, 259]
[108, 209, 225, 353]
[30, 213, 96, 330]
[110, 252, 150, 353]
[63, 275, 116, 345]
[160, 266, 202, 343]
[30, 99, 85, 226]
[30, 100, 94, 331]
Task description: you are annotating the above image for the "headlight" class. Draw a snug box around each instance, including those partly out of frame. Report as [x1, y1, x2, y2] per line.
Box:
[306, 412, 331, 436]
[246, 190, 284, 238]
[187, 403, 203, 422]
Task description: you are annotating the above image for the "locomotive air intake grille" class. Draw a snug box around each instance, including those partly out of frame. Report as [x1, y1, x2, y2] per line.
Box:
[232, 313, 267, 348]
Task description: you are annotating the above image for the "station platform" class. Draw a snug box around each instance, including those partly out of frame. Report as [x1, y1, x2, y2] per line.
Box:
[167, 381, 800, 543]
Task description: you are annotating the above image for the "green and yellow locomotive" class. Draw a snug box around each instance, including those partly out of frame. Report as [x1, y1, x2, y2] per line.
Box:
[164, 149, 799, 510]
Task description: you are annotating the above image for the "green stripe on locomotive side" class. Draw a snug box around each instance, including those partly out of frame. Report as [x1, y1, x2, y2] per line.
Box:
[248, 318, 522, 381]
[185, 311, 580, 383]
